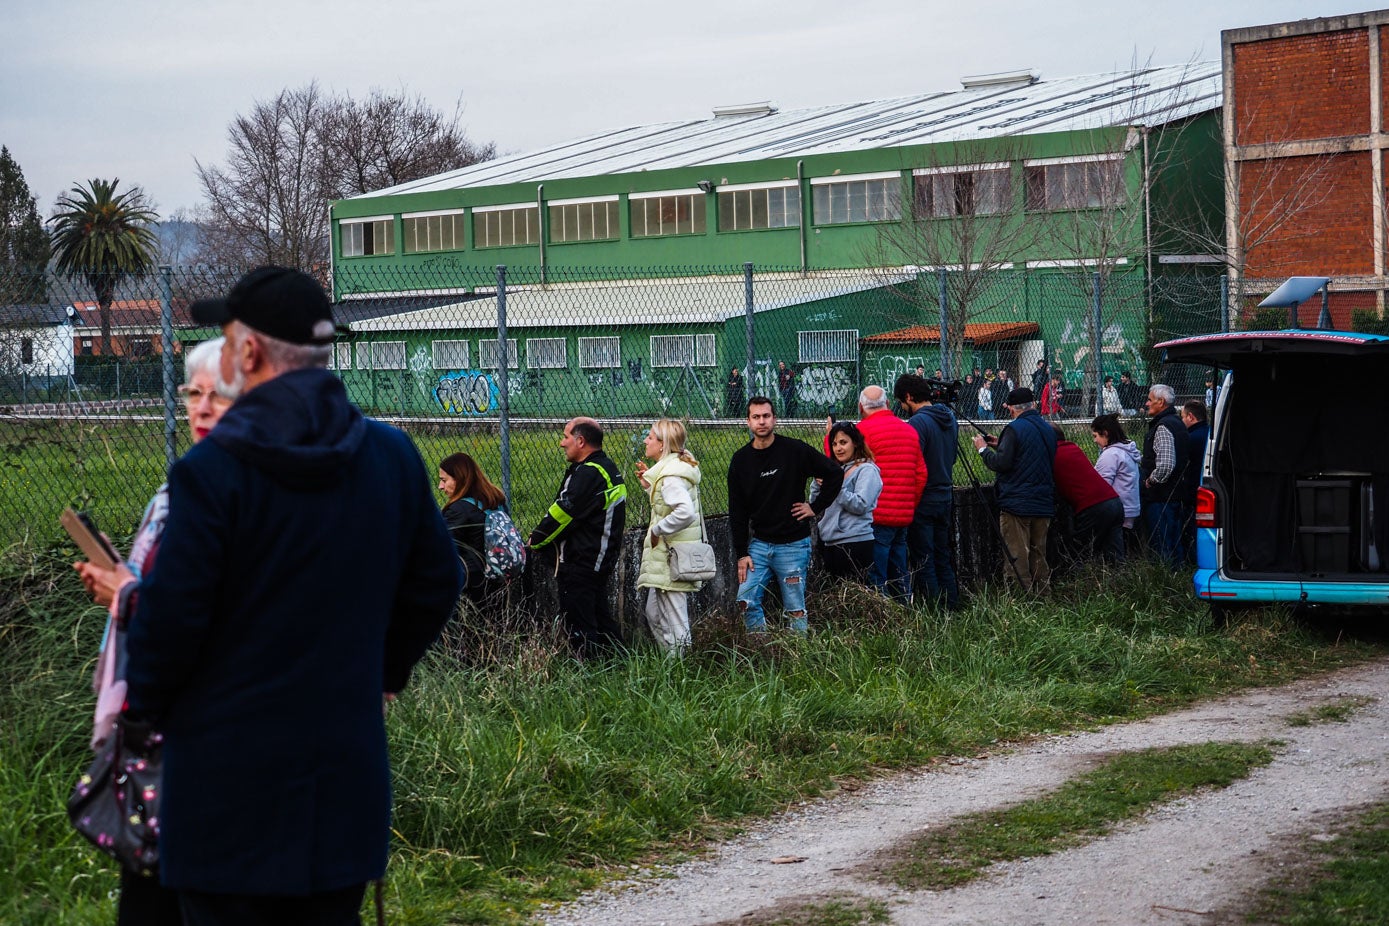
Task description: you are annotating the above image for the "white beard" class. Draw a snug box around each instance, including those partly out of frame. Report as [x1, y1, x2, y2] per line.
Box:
[217, 363, 247, 403]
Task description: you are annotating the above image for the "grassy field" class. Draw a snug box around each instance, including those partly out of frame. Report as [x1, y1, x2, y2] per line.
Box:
[2, 541, 1383, 925]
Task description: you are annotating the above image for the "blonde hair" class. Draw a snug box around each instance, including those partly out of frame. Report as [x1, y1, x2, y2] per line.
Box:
[650, 418, 698, 466]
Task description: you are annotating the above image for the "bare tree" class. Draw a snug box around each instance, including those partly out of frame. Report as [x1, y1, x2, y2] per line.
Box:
[868, 135, 1045, 378]
[319, 90, 496, 196]
[195, 84, 495, 271]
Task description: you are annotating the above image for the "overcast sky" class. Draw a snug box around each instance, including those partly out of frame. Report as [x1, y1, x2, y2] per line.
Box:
[2, 0, 1330, 217]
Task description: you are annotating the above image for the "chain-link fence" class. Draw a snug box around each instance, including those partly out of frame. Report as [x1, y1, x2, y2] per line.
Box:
[2, 262, 1359, 549]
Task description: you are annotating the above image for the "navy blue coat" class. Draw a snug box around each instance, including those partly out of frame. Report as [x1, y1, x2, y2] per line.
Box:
[981, 409, 1057, 517]
[908, 403, 958, 509]
[125, 368, 464, 896]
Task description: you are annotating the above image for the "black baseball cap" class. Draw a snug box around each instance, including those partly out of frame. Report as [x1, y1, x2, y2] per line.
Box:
[1006, 387, 1035, 405]
[191, 266, 343, 345]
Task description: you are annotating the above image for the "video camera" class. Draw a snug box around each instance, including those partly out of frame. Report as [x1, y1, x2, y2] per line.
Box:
[925, 378, 962, 404]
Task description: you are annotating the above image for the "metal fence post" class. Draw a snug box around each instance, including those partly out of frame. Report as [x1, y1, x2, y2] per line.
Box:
[159, 266, 177, 472]
[497, 265, 511, 503]
[937, 267, 949, 379]
[1220, 274, 1230, 333]
[743, 262, 755, 398]
[1091, 271, 1103, 416]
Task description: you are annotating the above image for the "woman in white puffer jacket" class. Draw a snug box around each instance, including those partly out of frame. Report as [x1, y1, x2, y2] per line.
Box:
[634, 418, 705, 655]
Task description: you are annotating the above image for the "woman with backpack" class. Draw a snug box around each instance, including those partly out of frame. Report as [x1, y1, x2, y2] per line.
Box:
[438, 453, 511, 603]
[633, 418, 706, 655]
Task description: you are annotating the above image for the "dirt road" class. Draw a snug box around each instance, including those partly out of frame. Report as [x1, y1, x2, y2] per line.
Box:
[538, 657, 1389, 926]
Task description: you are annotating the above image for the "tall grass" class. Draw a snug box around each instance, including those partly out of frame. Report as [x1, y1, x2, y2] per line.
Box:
[2, 544, 1380, 925]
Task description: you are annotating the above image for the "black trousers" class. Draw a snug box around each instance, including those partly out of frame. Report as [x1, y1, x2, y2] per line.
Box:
[178, 882, 367, 926]
[117, 867, 181, 926]
[1075, 496, 1126, 562]
[557, 568, 621, 659]
[820, 540, 874, 581]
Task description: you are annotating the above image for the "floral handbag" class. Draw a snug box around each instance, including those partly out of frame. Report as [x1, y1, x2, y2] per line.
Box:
[68, 713, 163, 875]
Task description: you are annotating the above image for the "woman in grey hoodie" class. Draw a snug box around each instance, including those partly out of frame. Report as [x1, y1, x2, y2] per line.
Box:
[810, 422, 882, 581]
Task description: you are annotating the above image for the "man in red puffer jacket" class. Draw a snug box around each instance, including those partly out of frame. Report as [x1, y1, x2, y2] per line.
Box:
[855, 385, 927, 600]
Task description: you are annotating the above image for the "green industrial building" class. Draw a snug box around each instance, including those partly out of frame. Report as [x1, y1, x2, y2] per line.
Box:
[325, 63, 1225, 418]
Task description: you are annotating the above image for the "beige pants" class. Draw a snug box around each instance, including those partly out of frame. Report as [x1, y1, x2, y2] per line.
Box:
[999, 513, 1051, 593]
[644, 589, 691, 655]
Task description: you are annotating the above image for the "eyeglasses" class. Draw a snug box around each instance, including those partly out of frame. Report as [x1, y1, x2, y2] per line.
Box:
[178, 385, 234, 408]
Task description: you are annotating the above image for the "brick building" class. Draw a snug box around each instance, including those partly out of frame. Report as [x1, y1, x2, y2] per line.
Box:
[1224, 10, 1389, 325]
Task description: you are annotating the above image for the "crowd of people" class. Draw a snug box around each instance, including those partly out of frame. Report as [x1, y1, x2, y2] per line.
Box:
[67, 265, 1215, 924]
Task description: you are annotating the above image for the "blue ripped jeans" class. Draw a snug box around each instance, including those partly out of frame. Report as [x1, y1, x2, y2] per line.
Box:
[737, 537, 812, 633]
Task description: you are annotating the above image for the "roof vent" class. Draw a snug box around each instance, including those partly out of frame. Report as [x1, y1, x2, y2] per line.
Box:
[960, 70, 1039, 89]
[712, 102, 777, 118]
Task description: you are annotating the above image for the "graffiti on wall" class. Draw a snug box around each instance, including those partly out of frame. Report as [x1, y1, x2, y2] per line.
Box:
[435, 370, 499, 416]
[797, 365, 853, 408]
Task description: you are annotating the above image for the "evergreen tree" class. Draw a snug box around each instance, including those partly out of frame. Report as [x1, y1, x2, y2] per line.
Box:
[0, 146, 51, 304]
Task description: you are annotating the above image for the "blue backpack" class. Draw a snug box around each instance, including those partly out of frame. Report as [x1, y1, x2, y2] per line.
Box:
[467, 499, 527, 580]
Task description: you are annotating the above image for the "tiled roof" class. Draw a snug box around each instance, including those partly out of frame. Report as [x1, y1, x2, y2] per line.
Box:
[860, 321, 1041, 346]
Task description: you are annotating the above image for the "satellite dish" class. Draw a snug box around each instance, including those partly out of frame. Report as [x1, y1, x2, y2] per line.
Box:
[65, 305, 77, 319]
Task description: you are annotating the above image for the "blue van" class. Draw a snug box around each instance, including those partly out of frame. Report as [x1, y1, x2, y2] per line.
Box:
[1156, 327, 1389, 615]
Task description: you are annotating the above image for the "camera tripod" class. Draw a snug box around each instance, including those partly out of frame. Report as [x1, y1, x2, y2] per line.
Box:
[943, 403, 1032, 589]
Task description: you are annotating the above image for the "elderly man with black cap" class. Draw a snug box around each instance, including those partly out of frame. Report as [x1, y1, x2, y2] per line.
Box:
[972, 387, 1058, 593]
[122, 266, 464, 924]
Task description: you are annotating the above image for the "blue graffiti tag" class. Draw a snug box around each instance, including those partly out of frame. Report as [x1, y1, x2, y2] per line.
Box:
[435, 371, 498, 416]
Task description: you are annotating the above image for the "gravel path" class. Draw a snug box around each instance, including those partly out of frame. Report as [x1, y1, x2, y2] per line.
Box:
[537, 657, 1389, 926]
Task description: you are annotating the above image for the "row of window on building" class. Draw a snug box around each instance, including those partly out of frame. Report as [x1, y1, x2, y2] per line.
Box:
[340, 156, 1125, 257]
[331, 329, 861, 371]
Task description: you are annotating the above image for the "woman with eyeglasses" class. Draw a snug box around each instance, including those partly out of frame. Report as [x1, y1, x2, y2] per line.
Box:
[633, 418, 706, 655]
[72, 337, 231, 926]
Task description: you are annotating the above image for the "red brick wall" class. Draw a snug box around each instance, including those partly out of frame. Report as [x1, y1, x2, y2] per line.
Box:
[1232, 29, 1370, 144]
[1238, 152, 1373, 277]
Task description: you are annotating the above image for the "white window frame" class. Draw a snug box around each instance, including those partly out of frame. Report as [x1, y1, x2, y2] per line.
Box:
[366, 341, 406, 370]
[1023, 153, 1126, 211]
[717, 180, 802, 231]
[650, 333, 717, 368]
[472, 203, 539, 248]
[912, 164, 1013, 217]
[629, 189, 707, 237]
[340, 215, 395, 257]
[479, 338, 519, 370]
[402, 209, 465, 254]
[578, 336, 621, 368]
[526, 337, 568, 369]
[547, 196, 620, 243]
[332, 343, 353, 370]
[431, 339, 470, 370]
[797, 329, 859, 363]
[809, 171, 902, 225]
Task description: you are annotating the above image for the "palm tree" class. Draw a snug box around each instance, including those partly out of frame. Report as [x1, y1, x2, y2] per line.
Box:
[49, 179, 159, 357]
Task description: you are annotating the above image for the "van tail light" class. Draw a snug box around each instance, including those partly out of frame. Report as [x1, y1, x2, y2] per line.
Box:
[1195, 486, 1217, 528]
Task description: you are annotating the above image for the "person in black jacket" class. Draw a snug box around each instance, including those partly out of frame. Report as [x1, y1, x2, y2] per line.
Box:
[124, 266, 463, 924]
[728, 396, 842, 633]
[973, 387, 1057, 593]
[529, 417, 627, 659]
[1140, 384, 1189, 566]
[895, 374, 960, 610]
[725, 366, 745, 417]
[1179, 399, 1210, 564]
[438, 452, 508, 603]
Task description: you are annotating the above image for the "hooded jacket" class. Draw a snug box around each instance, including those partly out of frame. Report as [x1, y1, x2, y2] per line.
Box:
[1096, 440, 1142, 519]
[907, 403, 958, 509]
[125, 368, 463, 895]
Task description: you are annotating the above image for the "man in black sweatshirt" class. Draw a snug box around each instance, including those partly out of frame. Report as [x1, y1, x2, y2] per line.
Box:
[529, 417, 627, 658]
[728, 396, 843, 633]
[895, 374, 960, 610]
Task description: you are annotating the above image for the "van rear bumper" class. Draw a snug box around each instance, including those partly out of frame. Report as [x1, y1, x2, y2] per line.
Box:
[1194, 569, 1389, 605]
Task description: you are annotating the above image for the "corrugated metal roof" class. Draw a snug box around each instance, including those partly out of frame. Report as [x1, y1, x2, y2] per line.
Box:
[346, 271, 915, 333]
[861, 321, 1041, 345]
[351, 63, 1220, 200]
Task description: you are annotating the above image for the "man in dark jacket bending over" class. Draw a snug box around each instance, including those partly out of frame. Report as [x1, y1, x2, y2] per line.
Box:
[529, 417, 627, 659]
[125, 266, 464, 924]
[973, 387, 1057, 593]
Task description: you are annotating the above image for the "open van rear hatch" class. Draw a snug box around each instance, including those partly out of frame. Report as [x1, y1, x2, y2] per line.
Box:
[1156, 330, 1389, 366]
[1157, 328, 1389, 584]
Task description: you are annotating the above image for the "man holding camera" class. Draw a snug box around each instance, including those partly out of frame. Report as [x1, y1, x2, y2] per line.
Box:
[973, 388, 1057, 593]
[895, 374, 960, 610]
